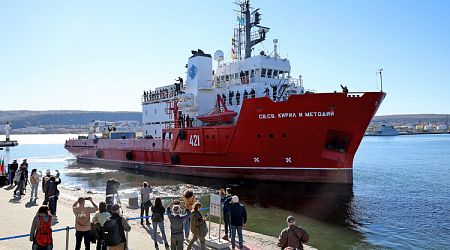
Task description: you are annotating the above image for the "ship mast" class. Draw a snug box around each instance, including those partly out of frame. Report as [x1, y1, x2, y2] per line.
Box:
[233, 0, 270, 60]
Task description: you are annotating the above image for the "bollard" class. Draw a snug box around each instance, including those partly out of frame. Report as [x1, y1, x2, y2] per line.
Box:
[65, 226, 70, 250]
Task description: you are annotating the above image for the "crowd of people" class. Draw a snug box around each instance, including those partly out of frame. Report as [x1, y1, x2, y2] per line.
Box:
[143, 77, 185, 103]
[3, 162, 310, 250]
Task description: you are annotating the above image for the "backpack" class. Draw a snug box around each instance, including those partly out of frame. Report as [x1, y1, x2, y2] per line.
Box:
[35, 215, 53, 246]
[102, 218, 122, 246]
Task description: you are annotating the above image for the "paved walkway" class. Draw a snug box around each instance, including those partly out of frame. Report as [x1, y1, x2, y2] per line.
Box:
[0, 185, 315, 250]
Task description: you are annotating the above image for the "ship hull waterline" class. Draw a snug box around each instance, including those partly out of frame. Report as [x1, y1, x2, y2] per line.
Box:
[65, 92, 385, 184]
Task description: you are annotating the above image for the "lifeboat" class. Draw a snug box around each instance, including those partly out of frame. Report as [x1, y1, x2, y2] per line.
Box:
[196, 94, 237, 125]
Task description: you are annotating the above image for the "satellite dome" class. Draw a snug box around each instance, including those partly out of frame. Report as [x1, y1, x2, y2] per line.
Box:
[214, 50, 224, 61]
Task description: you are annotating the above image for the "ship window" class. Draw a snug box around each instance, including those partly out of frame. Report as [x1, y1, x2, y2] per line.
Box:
[273, 70, 278, 79]
[234, 73, 239, 79]
[267, 69, 272, 78]
[155, 130, 157, 135]
[226, 75, 230, 81]
[250, 70, 254, 77]
[146, 110, 147, 115]
[279, 71, 284, 79]
[261, 68, 266, 77]
[282, 133, 287, 138]
[146, 130, 148, 134]
[154, 109, 156, 114]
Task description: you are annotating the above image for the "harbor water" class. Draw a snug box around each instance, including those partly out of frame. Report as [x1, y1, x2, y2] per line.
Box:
[1, 134, 449, 249]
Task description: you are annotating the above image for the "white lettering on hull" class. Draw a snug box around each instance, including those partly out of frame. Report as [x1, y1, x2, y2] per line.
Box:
[258, 111, 335, 120]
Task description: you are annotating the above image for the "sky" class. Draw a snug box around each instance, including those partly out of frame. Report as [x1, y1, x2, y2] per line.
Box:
[1, 0, 449, 115]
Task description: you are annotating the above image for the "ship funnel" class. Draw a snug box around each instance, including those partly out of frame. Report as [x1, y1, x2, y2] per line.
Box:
[185, 49, 212, 93]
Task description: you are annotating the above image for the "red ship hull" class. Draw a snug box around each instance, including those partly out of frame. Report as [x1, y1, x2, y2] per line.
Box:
[65, 92, 385, 184]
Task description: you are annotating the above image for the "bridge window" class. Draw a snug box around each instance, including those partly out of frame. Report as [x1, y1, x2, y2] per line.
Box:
[226, 75, 230, 81]
[267, 69, 272, 78]
[279, 71, 284, 79]
[261, 68, 266, 77]
[234, 73, 239, 79]
[220, 75, 225, 82]
[273, 70, 278, 79]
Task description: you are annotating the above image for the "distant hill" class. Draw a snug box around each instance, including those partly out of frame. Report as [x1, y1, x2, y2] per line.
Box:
[372, 114, 450, 125]
[0, 110, 141, 129]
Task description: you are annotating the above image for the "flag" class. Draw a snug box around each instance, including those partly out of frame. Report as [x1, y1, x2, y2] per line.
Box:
[0, 157, 4, 175]
[231, 36, 236, 61]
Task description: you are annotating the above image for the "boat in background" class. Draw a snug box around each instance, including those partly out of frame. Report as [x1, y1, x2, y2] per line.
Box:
[366, 125, 399, 136]
[65, 0, 385, 184]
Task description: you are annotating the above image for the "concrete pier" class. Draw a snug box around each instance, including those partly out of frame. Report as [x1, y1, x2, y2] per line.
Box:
[0, 185, 316, 250]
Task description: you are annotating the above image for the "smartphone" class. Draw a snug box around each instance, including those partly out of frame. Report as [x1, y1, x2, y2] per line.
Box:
[84, 197, 90, 200]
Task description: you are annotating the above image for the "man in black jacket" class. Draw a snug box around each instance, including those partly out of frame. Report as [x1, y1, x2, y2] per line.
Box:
[220, 188, 233, 241]
[228, 195, 247, 249]
[8, 160, 18, 186]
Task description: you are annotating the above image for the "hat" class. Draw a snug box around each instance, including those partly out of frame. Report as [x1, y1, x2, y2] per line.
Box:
[287, 215, 295, 224]
[172, 205, 180, 214]
[111, 204, 121, 212]
[13, 160, 17, 162]
[23, 159, 27, 162]
[231, 195, 239, 203]
[46, 169, 51, 175]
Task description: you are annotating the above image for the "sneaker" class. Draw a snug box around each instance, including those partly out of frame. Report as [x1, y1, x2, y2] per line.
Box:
[154, 242, 159, 249]
[222, 235, 229, 241]
[164, 242, 169, 248]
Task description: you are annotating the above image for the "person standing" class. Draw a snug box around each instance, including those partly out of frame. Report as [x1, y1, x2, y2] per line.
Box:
[277, 216, 309, 250]
[8, 160, 18, 186]
[229, 195, 247, 250]
[220, 188, 233, 241]
[186, 202, 206, 250]
[73, 197, 99, 250]
[30, 169, 42, 202]
[14, 165, 28, 196]
[182, 189, 196, 242]
[92, 202, 110, 250]
[44, 176, 60, 218]
[140, 181, 153, 225]
[106, 204, 131, 250]
[151, 197, 169, 249]
[167, 201, 191, 250]
[30, 205, 53, 250]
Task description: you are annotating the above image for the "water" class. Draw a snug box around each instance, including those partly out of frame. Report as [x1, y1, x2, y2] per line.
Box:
[1, 134, 449, 249]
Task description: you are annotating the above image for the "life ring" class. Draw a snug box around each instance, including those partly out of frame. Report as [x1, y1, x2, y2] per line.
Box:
[170, 153, 180, 164]
[178, 130, 186, 140]
[96, 150, 103, 158]
[126, 151, 133, 161]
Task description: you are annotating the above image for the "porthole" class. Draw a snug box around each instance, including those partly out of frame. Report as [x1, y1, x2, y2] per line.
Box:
[257, 134, 261, 138]
[269, 134, 274, 138]
[206, 135, 210, 139]
[282, 133, 287, 138]
[212, 135, 216, 139]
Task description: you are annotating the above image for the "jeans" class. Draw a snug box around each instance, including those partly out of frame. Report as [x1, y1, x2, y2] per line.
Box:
[31, 183, 39, 201]
[186, 234, 205, 250]
[75, 230, 91, 250]
[231, 225, 243, 249]
[183, 218, 190, 238]
[14, 180, 25, 194]
[223, 212, 231, 237]
[8, 170, 15, 185]
[48, 197, 56, 216]
[32, 242, 53, 250]
[140, 202, 150, 224]
[152, 221, 168, 243]
[170, 233, 184, 250]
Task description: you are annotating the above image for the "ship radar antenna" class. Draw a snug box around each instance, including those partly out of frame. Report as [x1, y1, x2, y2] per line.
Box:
[377, 68, 383, 92]
[233, 0, 270, 60]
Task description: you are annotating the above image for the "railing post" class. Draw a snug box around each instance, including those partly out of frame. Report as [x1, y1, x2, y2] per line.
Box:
[65, 226, 70, 250]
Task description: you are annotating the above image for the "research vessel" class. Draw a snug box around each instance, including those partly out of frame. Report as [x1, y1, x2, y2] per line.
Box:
[65, 0, 385, 183]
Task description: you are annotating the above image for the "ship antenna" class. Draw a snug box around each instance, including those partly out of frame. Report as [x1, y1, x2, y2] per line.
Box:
[235, 0, 270, 59]
[377, 68, 383, 92]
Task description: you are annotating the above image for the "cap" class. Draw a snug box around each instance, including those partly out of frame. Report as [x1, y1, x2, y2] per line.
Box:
[231, 195, 239, 203]
[111, 204, 121, 212]
[46, 169, 51, 174]
[287, 215, 295, 224]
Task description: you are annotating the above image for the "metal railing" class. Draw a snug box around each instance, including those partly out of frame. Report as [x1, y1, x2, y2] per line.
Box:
[0, 208, 209, 250]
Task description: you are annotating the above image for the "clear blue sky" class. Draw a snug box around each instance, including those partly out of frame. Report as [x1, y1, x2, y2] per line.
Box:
[1, 0, 449, 115]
